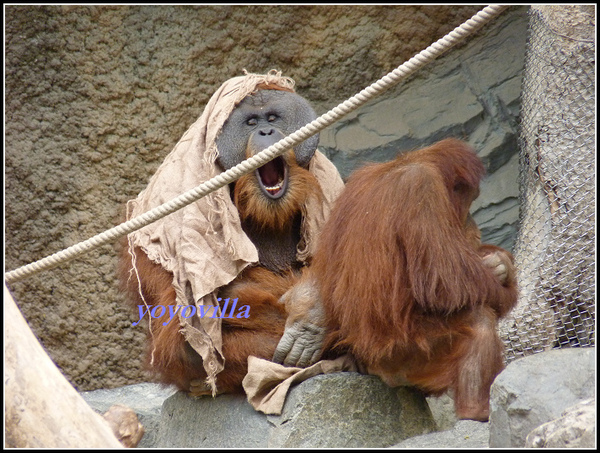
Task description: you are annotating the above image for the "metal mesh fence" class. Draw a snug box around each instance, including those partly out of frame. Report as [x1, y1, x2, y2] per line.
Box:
[499, 6, 596, 362]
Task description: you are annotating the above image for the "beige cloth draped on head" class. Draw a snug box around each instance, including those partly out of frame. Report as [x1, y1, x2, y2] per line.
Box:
[126, 70, 345, 398]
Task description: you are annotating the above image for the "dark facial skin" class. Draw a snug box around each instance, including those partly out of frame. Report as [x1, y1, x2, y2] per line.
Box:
[215, 90, 319, 171]
[215, 89, 321, 273]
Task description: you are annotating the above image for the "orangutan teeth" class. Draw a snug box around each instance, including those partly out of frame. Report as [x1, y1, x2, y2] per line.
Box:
[265, 181, 284, 193]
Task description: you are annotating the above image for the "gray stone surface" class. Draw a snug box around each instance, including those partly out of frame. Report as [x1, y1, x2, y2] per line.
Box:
[489, 347, 596, 448]
[81, 382, 176, 448]
[392, 420, 490, 449]
[156, 373, 436, 448]
[425, 393, 459, 431]
[525, 398, 596, 449]
[77, 347, 596, 449]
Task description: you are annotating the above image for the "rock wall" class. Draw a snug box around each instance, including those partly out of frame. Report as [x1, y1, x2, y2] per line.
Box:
[319, 7, 528, 250]
[5, 5, 528, 390]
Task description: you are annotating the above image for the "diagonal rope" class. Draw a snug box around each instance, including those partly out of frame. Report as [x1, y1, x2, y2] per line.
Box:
[5, 5, 508, 285]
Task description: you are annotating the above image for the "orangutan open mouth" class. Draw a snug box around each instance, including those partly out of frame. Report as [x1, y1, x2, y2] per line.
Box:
[256, 156, 289, 200]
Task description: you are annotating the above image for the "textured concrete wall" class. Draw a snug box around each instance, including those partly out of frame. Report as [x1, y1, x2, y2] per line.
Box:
[5, 5, 524, 390]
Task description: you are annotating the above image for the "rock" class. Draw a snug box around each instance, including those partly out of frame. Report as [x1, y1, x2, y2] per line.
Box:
[156, 373, 436, 448]
[77, 348, 595, 449]
[392, 420, 490, 449]
[81, 382, 176, 448]
[425, 393, 459, 431]
[102, 404, 145, 448]
[489, 348, 595, 448]
[525, 398, 596, 448]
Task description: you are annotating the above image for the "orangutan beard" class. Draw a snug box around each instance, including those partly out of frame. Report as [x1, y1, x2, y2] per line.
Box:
[233, 153, 323, 232]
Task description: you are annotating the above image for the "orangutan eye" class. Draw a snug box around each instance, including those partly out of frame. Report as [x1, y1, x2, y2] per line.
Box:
[267, 114, 277, 122]
[247, 117, 258, 126]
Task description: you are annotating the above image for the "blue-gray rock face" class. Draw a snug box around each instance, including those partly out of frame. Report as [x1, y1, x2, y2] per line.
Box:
[319, 7, 528, 251]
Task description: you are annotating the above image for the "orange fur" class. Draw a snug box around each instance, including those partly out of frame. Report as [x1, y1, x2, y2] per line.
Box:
[119, 244, 299, 394]
[119, 155, 319, 394]
[120, 133, 517, 420]
[233, 152, 322, 231]
[309, 138, 518, 421]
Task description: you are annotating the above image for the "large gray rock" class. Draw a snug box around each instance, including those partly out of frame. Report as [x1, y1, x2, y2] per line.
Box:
[525, 398, 596, 448]
[489, 347, 595, 448]
[156, 373, 436, 448]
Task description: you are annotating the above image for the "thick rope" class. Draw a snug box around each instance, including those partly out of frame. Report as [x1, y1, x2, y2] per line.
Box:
[5, 5, 508, 285]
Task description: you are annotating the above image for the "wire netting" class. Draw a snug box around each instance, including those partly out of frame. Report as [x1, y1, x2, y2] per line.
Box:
[499, 7, 596, 362]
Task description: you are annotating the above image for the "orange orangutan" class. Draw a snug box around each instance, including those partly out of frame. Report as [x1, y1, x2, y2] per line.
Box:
[276, 138, 518, 421]
[120, 87, 325, 394]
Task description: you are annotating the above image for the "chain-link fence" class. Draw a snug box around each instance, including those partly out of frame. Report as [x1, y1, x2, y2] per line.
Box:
[499, 6, 595, 362]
